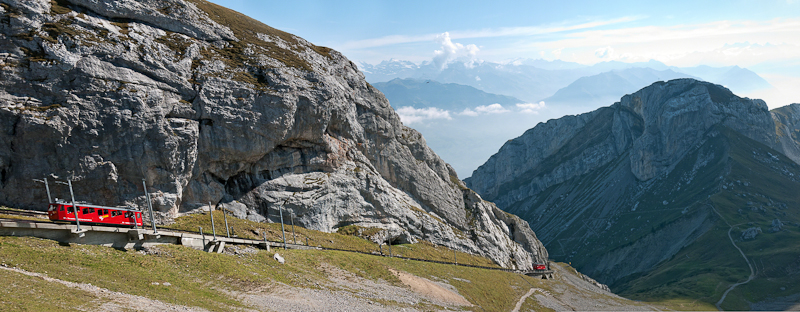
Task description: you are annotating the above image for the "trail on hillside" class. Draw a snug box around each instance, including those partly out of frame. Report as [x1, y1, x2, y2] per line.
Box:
[0, 265, 206, 312]
[709, 204, 755, 311]
[512, 288, 539, 312]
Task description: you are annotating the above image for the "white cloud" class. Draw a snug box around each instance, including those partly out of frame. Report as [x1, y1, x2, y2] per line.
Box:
[552, 48, 563, 58]
[475, 76, 481, 81]
[594, 46, 615, 59]
[530, 18, 800, 67]
[395, 106, 452, 124]
[337, 17, 641, 50]
[476, 103, 510, 114]
[460, 108, 479, 116]
[517, 102, 546, 114]
[460, 103, 510, 116]
[433, 32, 480, 70]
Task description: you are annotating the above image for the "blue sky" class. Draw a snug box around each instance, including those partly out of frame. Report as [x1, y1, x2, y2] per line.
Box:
[209, 0, 800, 106]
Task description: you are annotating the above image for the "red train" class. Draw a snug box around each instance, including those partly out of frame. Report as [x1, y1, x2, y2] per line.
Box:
[47, 200, 144, 227]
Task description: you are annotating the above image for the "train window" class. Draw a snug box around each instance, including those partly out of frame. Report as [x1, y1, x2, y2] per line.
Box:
[60, 206, 64, 211]
[88, 208, 95, 214]
[83, 208, 88, 215]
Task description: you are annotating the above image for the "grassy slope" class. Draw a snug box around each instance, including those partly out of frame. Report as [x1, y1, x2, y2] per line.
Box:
[164, 211, 499, 268]
[615, 127, 800, 310]
[0, 235, 549, 311]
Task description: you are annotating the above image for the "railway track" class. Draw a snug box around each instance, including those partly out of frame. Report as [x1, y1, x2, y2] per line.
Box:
[0, 210, 554, 278]
[0, 207, 48, 218]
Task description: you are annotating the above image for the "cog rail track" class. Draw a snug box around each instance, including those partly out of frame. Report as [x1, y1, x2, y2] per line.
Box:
[0, 212, 554, 278]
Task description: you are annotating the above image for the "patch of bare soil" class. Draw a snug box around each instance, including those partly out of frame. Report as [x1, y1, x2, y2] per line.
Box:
[389, 268, 471, 307]
[227, 263, 465, 312]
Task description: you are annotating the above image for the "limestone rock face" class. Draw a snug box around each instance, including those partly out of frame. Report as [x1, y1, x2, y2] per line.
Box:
[771, 103, 800, 164]
[0, 0, 546, 269]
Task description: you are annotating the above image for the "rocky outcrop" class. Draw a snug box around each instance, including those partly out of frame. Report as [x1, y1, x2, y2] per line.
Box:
[0, 0, 546, 269]
[771, 103, 800, 164]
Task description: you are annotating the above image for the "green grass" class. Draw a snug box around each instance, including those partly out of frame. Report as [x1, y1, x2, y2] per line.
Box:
[614, 127, 800, 308]
[0, 268, 100, 311]
[185, 0, 331, 73]
[163, 210, 500, 268]
[0, 236, 546, 311]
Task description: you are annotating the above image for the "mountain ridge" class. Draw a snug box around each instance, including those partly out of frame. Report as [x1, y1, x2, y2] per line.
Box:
[465, 78, 800, 307]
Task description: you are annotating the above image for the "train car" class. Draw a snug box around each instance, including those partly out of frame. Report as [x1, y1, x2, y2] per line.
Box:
[47, 199, 144, 227]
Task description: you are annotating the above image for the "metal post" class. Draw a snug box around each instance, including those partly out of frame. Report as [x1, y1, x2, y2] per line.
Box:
[66, 180, 82, 234]
[388, 242, 392, 257]
[454, 250, 457, 265]
[44, 178, 52, 203]
[291, 213, 296, 244]
[199, 226, 204, 245]
[306, 237, 308, 246]
[33, 177, 53, 204]
[279, 203, 286, 249]
[142, 180, 157, 234]
[208, 201, 217, 241]
[222, 203, 230, 238]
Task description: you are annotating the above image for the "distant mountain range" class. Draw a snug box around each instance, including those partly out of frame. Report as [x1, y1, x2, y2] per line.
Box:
[359, 58, 773, 103]
[365, 59, 775, 177]
[371, 78, 537, 178]
[372, 78, 523, 111]
[542, 68, 698, 111]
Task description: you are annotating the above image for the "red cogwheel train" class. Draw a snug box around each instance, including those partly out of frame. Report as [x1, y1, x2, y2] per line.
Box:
[47, 200, 144, 227]
[36, 177, 145, 227]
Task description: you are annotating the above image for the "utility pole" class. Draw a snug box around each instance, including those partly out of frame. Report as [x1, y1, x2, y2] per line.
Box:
[290, 212, 296, 244]
[32, 178, 52, 204]
[55, 179, 84, 236]
[142, 180, 157, 234]
[279, 202, 286, 249]
[208, 201, 216, 241]
[221, 203, 230, 238]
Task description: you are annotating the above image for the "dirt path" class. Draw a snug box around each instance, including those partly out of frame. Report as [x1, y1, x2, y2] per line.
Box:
[511, 288, 538, 312]
[709, 202, 756, 311]
[389, 268, 472, 306]
[0, 265, 206, 312]
[715, 225, 755, 311]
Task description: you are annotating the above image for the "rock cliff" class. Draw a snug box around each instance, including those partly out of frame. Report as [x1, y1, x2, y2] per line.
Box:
[465, 78, 800, 299]
[0, 0, 546, 269]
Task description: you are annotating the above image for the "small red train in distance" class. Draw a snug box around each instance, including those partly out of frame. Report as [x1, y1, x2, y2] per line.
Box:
[47, 199, 144, 227]
[534, 264, 548, 271]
